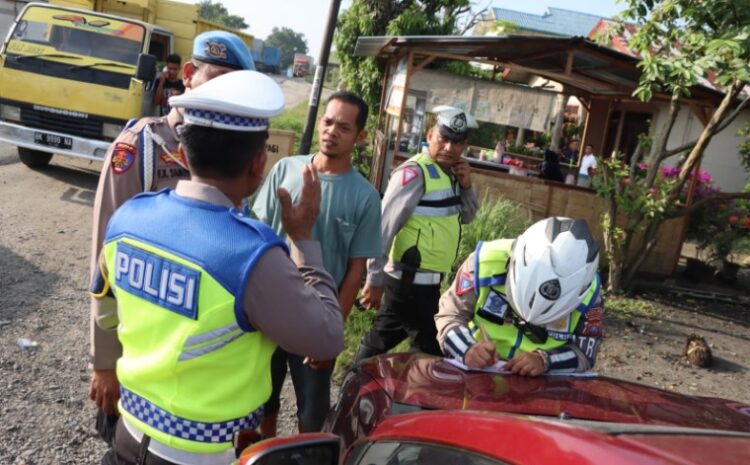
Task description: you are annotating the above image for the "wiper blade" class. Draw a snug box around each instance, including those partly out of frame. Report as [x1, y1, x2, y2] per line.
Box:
[14, 53, 82, 61]
[68, 61, 134, 71]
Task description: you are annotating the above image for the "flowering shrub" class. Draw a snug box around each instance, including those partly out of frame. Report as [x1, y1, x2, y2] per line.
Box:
[660, 167, 750, 262]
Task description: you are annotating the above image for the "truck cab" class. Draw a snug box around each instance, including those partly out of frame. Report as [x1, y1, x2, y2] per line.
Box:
[0, 2, 168, 168]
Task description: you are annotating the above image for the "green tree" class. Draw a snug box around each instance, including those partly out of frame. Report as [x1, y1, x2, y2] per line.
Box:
[266, 27, 308, 69]
[198, 0, 248, 29]
[335, 0, 471, 119]
[597, 0, 750, 293]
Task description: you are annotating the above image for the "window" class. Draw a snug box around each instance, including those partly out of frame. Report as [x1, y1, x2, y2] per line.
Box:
[11, 7, 146, 66]
[346, 441, 506, 465]
[148, 32, 171, 63]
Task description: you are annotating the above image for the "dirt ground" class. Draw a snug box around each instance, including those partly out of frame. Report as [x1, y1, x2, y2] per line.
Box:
[1, 155, 749, 465]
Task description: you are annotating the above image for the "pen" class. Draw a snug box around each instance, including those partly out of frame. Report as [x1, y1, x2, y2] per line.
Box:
[478, 321, 490, 342]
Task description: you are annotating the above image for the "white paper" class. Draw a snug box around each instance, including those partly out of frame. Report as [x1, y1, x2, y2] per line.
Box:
[444, 357, 508, 373]
[442, 358, 598, 377]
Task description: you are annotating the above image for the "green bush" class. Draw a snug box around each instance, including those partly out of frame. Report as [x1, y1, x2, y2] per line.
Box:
[443, 194, 531, 289]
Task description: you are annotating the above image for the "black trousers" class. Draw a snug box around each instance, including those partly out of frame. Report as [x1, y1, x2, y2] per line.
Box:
[356, 274, 442, 362]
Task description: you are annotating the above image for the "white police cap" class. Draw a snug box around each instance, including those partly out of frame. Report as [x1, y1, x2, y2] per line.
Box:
[433, 105, 478, 141]
[169, 70, 284, 131]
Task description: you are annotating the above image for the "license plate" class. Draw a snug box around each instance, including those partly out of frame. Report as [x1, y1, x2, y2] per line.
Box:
[34, 132, 72, 150]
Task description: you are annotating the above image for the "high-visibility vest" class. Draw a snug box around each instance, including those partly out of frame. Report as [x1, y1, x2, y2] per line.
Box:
[102, 189, 284, 454]
[470, 239, 600, 359]
[389, 153, 461, 273]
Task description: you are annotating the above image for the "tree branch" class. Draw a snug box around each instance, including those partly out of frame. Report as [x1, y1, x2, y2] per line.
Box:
[665, 191, 750, 219]
[456, 1, 492, 35]
[668, 81, 743, 198]
[660, 92, 750, 161]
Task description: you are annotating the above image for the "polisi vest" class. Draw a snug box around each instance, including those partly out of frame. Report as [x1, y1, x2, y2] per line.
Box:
[389, 153, 461, 274]
[101, 189, 285, 454]
[470, 240, 600, 360]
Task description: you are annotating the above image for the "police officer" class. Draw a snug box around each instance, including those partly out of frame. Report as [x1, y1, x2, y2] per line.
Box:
[435, 217, 604, 375]
[89, 70, 344, 465]
[88, 31, 255, 442]
[356, 106, 479, 359]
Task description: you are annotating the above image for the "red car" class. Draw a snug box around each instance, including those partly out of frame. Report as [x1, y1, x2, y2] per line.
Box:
[237, 353, 750, 465]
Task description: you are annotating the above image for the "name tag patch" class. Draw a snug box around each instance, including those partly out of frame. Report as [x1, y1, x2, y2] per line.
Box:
[115, 242, 200, 319]
[546, 315, 572, 340]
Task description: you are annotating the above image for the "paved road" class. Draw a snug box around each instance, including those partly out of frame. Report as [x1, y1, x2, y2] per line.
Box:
[0, 75, 326, 456]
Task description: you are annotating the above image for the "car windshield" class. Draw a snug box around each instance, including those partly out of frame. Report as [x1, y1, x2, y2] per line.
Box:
[346, 441, 505, 465]
[8, 6, 144, 66]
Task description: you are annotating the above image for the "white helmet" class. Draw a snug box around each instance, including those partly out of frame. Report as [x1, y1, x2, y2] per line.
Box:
[506, 217, 600, 326]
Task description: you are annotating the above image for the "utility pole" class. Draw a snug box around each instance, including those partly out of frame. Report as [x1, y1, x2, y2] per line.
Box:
[298, 0, 342, 154]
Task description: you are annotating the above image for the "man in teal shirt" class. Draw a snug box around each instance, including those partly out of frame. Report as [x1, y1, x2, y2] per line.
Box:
[252, 91, 381, 434]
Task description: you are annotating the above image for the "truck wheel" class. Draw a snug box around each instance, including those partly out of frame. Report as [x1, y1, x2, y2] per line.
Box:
[18, 147, 53, 169]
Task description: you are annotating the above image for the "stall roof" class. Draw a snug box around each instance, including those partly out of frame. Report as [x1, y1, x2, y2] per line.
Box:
[354, 35, 722, 102]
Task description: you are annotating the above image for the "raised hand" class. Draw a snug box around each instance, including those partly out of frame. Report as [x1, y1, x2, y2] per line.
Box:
[278, 163, 321, 242]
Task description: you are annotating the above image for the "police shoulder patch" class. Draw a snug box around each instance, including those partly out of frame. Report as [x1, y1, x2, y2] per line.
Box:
[456, 271, 474, 296]
[111, 142, 135, 174]
[582, 307, 604, 337]
[402, 166, 419, 186]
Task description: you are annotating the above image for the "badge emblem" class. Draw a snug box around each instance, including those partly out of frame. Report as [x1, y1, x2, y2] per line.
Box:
[449, 112, 467, 132]
[160, 150, 187, 166]
[111, 142, 135, 174]
[582, 307, 603, 337]
[456, 271, 474, 296]
[204, 40, 227, 59]
[402, 166, 418, 185]
[539, 279, 561, 300]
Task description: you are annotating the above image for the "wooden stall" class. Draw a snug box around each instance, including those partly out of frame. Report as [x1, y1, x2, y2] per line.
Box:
[393, 154, 686, 277]
[359, 35, 721, 279]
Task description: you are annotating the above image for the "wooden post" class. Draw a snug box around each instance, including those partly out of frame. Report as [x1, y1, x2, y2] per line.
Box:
[612, 109, 626, 155]
[392, 50, 414, 171]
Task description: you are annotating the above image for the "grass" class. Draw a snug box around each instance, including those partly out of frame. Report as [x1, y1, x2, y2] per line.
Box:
[442, 194, 531, 289]
[334, 310, 410, 382]
[270, 101, 324, 154]
[605, 295, 659, 319]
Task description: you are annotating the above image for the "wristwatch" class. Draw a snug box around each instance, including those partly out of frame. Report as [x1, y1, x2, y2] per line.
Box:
[534, 349, 550, 372]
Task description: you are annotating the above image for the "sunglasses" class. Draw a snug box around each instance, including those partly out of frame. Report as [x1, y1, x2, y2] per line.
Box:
[511, 316, 548, 344]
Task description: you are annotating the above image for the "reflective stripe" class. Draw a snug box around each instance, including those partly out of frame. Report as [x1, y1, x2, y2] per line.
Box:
[120, 387, 262, 444]
[183, 322, 242, 348]
[179, 331, 243, 361]
[421, 188, 458, 201]
[142, 126, 154, 192]
[385, 270, 442, 285]
[121, 417, 236, 465]
[413, 204, 462, 217]
[577, 274, 601, 313]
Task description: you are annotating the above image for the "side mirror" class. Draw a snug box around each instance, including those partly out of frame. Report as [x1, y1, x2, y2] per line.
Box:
[237, 433, 339, 465]
[135, 53, 156, 82]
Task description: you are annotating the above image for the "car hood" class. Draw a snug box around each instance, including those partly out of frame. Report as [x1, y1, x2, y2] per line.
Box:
[359, 354, 750, 433]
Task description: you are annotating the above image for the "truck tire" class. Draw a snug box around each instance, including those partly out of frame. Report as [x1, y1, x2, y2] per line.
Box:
[18, 147, 53, 169]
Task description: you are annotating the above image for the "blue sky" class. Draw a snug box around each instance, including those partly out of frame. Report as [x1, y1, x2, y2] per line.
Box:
[220, 1, 624, 58]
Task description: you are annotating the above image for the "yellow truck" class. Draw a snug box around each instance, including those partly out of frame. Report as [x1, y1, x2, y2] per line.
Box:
[0, 0, 252, 168]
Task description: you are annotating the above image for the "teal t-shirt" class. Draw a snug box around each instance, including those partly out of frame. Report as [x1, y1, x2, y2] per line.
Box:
[252, 155, 382, 287]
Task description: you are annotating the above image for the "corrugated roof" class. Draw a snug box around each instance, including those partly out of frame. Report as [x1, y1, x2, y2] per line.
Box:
[353, 35, 725, 101]
[491, 6, 603, 37]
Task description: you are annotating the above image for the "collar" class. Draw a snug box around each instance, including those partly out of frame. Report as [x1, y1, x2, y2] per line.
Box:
[166, 108, 184, 142]
[174, 180, 235, 208]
